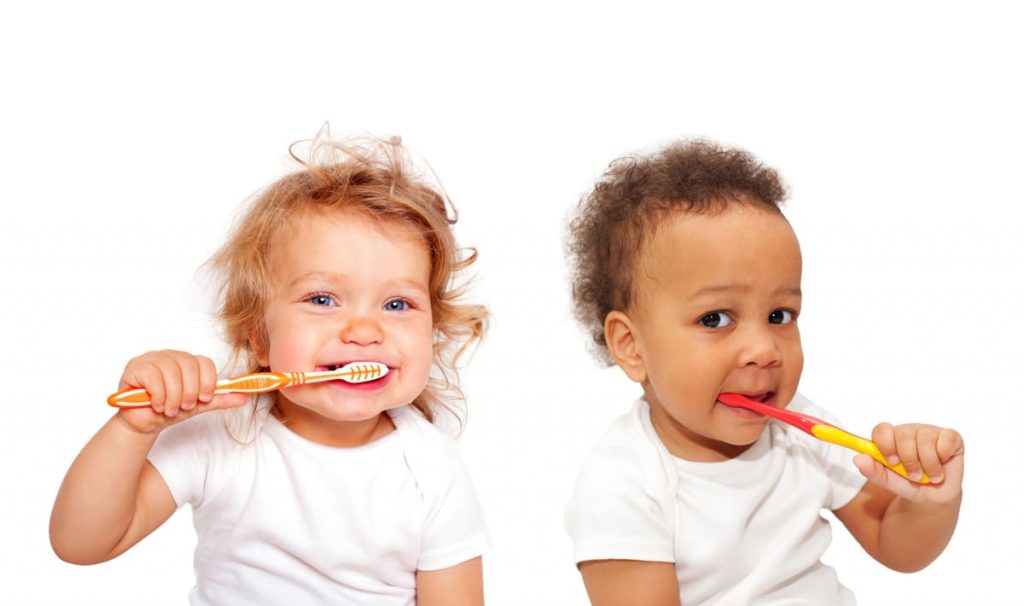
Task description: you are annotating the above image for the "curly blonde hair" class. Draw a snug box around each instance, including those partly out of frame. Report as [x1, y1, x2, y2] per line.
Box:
[208, 133, 486, 423]
[567, 139, 787, 365]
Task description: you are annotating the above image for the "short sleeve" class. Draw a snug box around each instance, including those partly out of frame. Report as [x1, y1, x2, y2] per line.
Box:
[147, 412, 221, 508]
[565, 439, 675, 564]
[790, 394, 869, 510]
[415, 440, 490, 571]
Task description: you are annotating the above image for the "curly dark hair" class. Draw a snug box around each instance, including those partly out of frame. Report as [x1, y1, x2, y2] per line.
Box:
[567, 139, 788, 365]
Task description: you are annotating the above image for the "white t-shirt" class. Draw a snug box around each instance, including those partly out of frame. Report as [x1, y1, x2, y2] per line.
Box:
[566, 393, 867, 606]
[148, 405, 488, 606]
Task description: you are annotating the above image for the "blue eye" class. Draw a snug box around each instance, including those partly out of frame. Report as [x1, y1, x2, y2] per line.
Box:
[306, 293, 336, 307]
[699, 311, 733, 328]
[384, 299, 409, 312]
[769, 309, 795, 324]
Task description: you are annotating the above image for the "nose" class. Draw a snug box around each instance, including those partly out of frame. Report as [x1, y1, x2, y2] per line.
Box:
[339, 313, 384, 346]
[737, 324, 782, 369]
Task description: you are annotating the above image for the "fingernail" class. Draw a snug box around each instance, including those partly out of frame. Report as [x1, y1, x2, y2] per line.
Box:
[909, 470, 923, 482]
[199, 394, 212, 403]
[930, 474, 944, 484]
[153, 405, 164, 413]
[887, 455, 900, 465]
[182, 402, 195, 411]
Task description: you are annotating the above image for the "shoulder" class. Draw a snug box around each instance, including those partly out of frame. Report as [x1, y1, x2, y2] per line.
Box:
[390, 405, 460, 457]
[577, 399, 669, 485]
[148, 409, 243, 507]
[566, 399, 677, 564]
[388, 406, 490, 568]
[389, 406, 468, 491]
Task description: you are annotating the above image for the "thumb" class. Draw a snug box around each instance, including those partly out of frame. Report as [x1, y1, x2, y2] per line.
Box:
[853, 454, 918, 499]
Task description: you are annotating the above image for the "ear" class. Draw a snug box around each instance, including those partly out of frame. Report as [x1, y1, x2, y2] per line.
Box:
[604, 310, 647, 384]
[248, 325, 269, 368]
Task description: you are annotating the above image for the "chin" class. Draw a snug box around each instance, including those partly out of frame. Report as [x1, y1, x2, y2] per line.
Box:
[725, 425, 769, 446]
[326, 404, 395, 423]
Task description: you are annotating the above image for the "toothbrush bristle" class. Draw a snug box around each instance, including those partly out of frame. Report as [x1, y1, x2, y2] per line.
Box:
[335, 362, 388, 383]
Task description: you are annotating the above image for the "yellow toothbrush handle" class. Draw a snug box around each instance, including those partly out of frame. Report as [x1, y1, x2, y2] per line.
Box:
[811, 424, 929, 484]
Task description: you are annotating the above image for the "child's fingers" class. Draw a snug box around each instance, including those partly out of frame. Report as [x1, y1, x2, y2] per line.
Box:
[853, 454, 918, 500]
[120, 354, 171, 412]
[915, 428, 945, 484]
[137, 360, 168, 412]
[177, 353, 204, 413]
[196, 356, 218, 406]
[937, 428, 965, 461]
[894, 426, 923, 481]
[871, 422, 899, 466]
[157, 352, 186, 417]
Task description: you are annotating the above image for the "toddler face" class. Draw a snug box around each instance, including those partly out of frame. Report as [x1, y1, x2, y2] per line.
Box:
[624, 203, 803, 461]
[257, 209, 434, 439]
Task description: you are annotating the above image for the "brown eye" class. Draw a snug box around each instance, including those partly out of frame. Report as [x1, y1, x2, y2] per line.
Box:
[699, 311, 733, 328]
[769, 309, 795, 324]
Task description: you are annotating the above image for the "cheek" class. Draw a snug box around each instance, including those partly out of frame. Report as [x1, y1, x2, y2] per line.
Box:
[647, 338, 721, 389]
[411, 325, 435, 367]
[787, 342, 804, 379]
[401, 323, 435, 379]
[263, 315, 315, 369]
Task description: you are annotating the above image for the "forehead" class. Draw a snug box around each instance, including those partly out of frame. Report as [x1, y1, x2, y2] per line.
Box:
[278, 208, 426, 250]
[269, 208, 431, 276]
[635, 205, 801, 300]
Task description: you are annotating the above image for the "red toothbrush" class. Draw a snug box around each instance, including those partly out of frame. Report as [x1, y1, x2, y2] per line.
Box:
[718, 393, 929, 484]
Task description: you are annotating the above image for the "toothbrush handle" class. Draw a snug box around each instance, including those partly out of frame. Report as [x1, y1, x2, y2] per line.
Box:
[717, 394, 930, 484]
[810, 424, 927, 483]
[107, 371, 304, 409]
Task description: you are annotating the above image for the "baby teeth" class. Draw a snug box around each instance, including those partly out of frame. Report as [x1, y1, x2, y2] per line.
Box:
[332, 361, 389, 383]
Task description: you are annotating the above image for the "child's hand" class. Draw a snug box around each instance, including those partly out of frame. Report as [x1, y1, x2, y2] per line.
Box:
[114, 350, 247, 434]
[853, 422, 965, 503]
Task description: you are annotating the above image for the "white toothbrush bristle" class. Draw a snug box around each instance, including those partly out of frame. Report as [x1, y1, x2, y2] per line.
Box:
[336, 362, 389, 383]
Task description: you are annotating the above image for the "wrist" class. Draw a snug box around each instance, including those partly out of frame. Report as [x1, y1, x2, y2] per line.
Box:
[111, 411, 166, 439]
[896, 489, 962, 514]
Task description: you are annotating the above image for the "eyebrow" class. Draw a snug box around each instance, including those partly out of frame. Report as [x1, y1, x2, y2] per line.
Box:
[690, 284, 802, 298]
[289, 272, 429, 293]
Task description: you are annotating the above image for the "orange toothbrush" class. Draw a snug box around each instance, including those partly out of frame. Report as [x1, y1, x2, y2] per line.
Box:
[108, 362, 389, 409]
[718, 393, 929, 484]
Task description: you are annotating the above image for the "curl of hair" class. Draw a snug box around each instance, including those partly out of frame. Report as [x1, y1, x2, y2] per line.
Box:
[208, 130, 487, 425]
[567, 139, 787, 365]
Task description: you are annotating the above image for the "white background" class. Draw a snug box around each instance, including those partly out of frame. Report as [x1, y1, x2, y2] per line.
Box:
[2, 2, 1022, 604]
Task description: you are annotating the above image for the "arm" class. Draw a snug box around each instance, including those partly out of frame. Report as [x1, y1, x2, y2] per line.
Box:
[579, 560, 680, 606]
[833, 423, 964, 572]
[49, 416, 176, 563]
[49, 350, 246, 564]
[416, 557, 484, 606]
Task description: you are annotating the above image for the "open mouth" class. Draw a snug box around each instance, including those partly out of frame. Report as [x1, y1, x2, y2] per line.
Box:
[718, 391, 777, 415]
